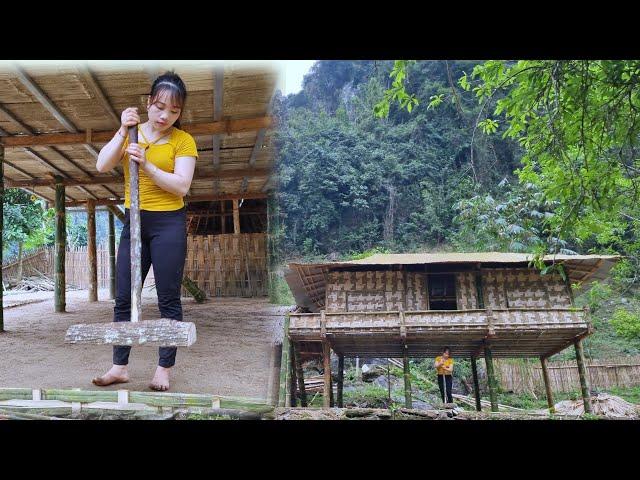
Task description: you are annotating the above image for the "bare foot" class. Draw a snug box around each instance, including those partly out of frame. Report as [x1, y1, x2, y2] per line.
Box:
[92, 365, 129, 387]
[149, 366, 170, 391]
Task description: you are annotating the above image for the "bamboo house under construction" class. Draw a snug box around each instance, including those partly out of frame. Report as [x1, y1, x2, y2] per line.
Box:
[0, 62, 278, 312]
[282, 252, 620, 412]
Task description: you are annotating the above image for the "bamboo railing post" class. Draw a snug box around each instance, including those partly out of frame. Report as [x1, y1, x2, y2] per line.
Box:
[484, 345, 498, 412]
[403, 347, 412, 408]
[540, 356, 555, 413]
[0, 144, 3, 331]
[471, 355, 482, 411]
[54, 175, 66, 313]
[323, 341, 332, 408]
[293, 343, 307, 407]
[87, 199, 97, 302]
[108, 210, 116, 299]
[337, 353, 344, 408]
[574, 340, 593, 414]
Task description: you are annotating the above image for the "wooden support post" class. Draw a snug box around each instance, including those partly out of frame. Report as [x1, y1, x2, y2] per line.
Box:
[232, 199, 240, 234]
[87, 199, 97, 302]
[293, 343, 307, 407]
[289, 342, 297, 407]
[403, 347, 412, 409]
[471, 355, 482, 411]
[337, 353, 344, 408]
[540, 356, 555, 413]
[108, 211, 116, 300]
[475, 268, 485, 309]
[574, 339, 593, 414]
[54, 175, 66, 313]
[278, 315, 291, 407]
[484, 345, 498, 412]
[0, 144, 3, 332]
[323, 341, 332, 408]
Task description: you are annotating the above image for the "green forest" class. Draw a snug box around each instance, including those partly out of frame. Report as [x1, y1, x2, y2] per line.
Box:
[274, 60, 640, 356]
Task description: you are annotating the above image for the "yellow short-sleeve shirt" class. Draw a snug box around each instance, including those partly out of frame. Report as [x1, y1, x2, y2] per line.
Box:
[435, 356, 454, 375]
[122, 127, 198, 211]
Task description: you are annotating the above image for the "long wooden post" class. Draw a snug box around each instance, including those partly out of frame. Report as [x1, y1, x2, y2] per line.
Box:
[403, 348, 412, 408]
[232, 199, 240, 234]
[0, 144, 4, 331]
[129, 126, 141, 323]
[54, 175, 66, 313]
[108, 210, 116, 299]
[293, 343, 307, 407]
[323, 341, 332, 408]
[87, 199, 97, 302]
[540, 356, 555, 413]
[337, 353, 344, 408]
[484, 345, 498, 412]
[574, 340, 593, 414]
[471, 355, 482, 411]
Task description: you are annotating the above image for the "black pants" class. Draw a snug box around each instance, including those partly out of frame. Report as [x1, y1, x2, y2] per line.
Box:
[113, 207, 186, 368]
[437, 374, 453, 403]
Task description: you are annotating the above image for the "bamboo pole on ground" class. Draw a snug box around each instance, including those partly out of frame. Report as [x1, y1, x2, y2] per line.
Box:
[574, 340, 593, 414]
[540, 356, 555, 413]
[471, 355, 482, 411]
[293, 343, 307, 407]
[337, 353, 344, 408]
[54, 175, 66, 313]
[403, 348, 412, 408]
[108, 210, 116, 299]
[484, 345, 498, 412]
[87, 199, 97, 302]
[323, 341, 332, 408]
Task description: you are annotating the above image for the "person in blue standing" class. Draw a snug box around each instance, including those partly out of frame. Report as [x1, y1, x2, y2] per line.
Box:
[91, 72, 198, 391]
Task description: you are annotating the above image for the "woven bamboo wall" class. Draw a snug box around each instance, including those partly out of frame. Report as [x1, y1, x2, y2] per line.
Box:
[496, 356, 640, 394]
[482, 268, 571, 309]
[182, 233, 267, 297]
[324, 268, 572, 312]
[325, 271, 430, 312]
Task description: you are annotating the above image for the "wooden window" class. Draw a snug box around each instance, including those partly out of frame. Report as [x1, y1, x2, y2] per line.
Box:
[428, 274, 457, 310]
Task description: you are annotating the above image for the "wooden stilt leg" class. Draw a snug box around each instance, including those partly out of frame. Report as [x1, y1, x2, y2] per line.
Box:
[574, 340, 593, 414]
[484, 345, 498, 412]
[293, 343, 307, 407]
[323, 341, 332, 408]
[540, 356, 555, 413]
[54, 175, 66, 313]
[471, 355, 482, 411]
[289, 343, 297, 407]
[403, 348, 412, 408]
[337, 353, 344, 408]
[87, 199, 97, 302]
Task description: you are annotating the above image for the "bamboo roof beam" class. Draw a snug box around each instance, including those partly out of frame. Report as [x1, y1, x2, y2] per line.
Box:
[6, 166, 270, 188]
[76, 66, 121, 127]
[66, 191, 268, 207]
[12, 65, 100, 159]
[0, 116, 274, 148]
[212, 66, 224, 171]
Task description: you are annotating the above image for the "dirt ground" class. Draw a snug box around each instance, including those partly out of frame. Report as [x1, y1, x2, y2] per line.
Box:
[1, 287, 290, 401]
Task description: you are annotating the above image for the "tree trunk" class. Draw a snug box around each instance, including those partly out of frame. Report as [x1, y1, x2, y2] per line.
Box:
[17, 241, 23, 283]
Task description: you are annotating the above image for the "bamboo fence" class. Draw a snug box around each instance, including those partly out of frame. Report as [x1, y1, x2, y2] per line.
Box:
[496, 356, 640, 394]
[2, 232, 268, 297]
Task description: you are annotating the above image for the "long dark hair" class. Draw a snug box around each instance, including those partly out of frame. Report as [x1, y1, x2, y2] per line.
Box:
[149, 71, 187, 129]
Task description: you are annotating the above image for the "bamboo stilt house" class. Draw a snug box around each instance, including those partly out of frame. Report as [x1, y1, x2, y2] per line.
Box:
[0, 61, 279, 307]
[285, 252, 620, 358]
